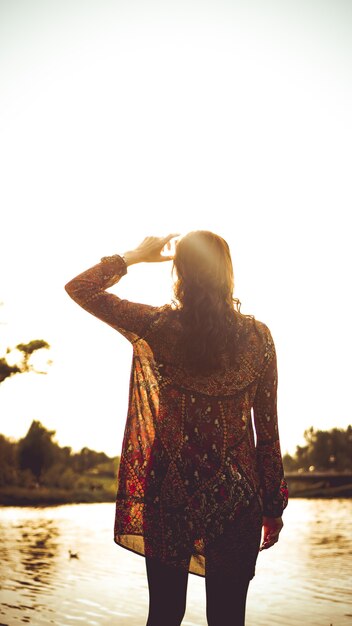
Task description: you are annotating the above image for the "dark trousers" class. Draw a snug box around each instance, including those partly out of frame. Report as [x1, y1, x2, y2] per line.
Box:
[145, 556, 250, 626]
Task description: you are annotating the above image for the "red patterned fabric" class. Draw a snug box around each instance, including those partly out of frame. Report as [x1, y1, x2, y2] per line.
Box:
[65, 254, 288, 578]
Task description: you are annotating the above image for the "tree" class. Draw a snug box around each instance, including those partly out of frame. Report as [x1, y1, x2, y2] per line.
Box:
[0, 358, 21, 383]
[283, 425, 352, 472]
[17, 420, 58, 481]
[0, 339, 51, 383]
[282, 452, 298, 471]
[0, 434, 17, 486]
[74, 447, 110, 472]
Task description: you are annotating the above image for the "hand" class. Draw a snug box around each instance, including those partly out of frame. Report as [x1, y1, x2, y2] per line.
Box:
[259, 516, 283, 551]
[123, 234, 179, 266]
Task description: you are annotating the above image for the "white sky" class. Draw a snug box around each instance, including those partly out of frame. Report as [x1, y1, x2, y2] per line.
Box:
[1, 0, 351, 456]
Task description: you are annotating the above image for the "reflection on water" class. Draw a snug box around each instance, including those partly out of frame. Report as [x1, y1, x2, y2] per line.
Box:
[0, 517, 60, 624]
[248, 499, 352, 626]
[0, 499, 351, 625]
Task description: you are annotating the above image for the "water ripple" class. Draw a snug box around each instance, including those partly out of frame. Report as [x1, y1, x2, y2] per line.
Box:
[0, 500, 351, 625]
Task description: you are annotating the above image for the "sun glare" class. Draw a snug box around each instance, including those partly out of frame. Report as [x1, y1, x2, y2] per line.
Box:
[1, 0, 351, 455]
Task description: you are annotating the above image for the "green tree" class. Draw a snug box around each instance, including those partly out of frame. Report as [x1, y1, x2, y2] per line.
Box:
[0, 340, 51, 383]
[0, 434, 17, 486]
[282, 452, 298, 471]
[17, 420, 58, 481]
[283, 425, 352, 472]
[74, 447, 110, 472]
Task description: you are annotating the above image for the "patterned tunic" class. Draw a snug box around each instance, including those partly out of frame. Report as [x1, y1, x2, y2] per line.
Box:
[65, 254, 288, 579]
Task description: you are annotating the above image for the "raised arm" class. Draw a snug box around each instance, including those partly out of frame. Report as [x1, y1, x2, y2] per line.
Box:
[65, 255, 158, 341]
[64, 235, 177, 341]
[253, 327, 288, 520]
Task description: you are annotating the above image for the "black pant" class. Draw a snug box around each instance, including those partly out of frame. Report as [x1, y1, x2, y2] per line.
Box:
[145, 556, 250, 626]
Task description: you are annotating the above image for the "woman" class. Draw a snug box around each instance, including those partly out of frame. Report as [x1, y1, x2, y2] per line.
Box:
[65, 231, 288, 626]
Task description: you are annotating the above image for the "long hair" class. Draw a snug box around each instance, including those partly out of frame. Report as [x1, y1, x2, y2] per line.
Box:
[173, 230, 242, 374]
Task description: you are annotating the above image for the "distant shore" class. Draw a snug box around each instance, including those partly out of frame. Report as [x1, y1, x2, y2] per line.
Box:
[1, 475, 352, 506]
[285, 471, 352, 498]
[0, 486, 116, 507]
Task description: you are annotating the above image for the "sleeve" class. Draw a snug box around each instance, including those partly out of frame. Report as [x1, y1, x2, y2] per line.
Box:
[253, 326, 288, 517]
[64, 254, 159, 342]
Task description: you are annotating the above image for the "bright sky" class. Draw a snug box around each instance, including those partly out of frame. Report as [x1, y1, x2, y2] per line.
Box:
[1, 0, 351, 457]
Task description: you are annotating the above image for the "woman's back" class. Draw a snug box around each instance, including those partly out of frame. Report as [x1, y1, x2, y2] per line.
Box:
[65, 232, 288, 625]
[110, 301, 284, 577]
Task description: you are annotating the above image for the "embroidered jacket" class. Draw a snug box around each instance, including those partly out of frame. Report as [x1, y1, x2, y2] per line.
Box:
[65, 254, 288, 577]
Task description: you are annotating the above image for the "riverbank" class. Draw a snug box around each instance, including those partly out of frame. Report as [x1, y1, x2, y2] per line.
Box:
[0, 486, 116, 506]
[285, 471, 352, 498]
[1, 481, 351, 506]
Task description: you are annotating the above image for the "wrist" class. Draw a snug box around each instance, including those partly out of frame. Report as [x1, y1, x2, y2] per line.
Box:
[122, 250, 142, 266]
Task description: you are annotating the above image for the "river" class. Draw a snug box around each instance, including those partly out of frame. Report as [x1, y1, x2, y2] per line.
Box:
[0, 499, 351, 625]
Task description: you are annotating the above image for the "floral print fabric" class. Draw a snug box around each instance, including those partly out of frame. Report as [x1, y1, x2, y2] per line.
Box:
[65, 254, 288, 578]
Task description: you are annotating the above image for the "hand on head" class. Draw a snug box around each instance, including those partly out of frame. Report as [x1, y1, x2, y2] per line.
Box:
[123, 234, 180, 266]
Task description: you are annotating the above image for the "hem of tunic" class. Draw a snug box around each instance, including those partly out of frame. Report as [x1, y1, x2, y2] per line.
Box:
[114, 533, 258, 581]
[114, 533, 207, 578]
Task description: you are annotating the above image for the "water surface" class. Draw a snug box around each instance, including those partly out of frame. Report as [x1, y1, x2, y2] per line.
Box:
[0, 499, 351, 625]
